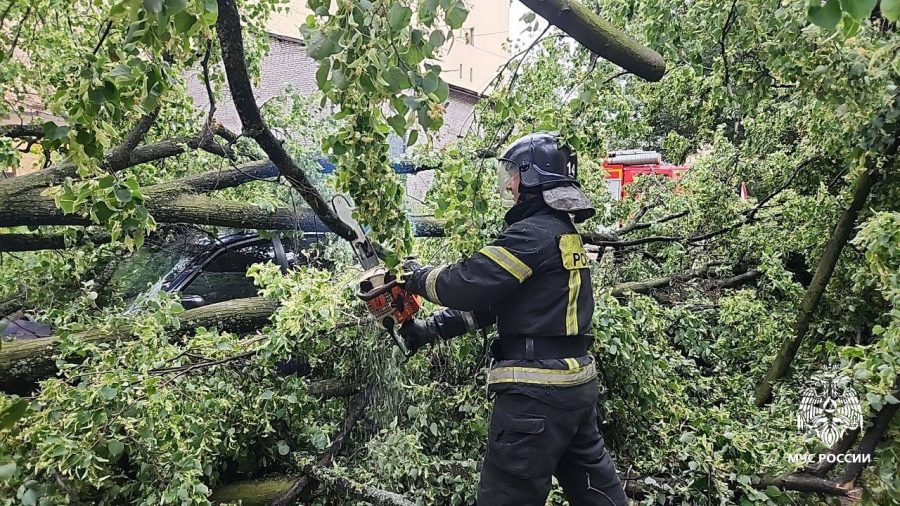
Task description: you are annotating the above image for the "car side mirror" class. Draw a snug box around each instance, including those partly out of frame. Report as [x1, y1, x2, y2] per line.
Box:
[180, 294, 206, 309]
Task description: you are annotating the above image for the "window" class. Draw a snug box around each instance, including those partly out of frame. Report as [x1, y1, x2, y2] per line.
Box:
[181, 241, 275, 306]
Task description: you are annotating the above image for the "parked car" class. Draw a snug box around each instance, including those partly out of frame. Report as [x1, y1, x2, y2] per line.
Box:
[1, 228, 324, 339]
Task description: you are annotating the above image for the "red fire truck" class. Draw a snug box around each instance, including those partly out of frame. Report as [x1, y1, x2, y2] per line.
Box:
[602, 150, 689, 200]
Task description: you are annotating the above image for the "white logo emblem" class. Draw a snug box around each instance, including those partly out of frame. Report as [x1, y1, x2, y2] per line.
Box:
[797, 366, 863, 447]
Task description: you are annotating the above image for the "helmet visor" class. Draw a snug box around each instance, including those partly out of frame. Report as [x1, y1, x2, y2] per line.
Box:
[497, 159, 519, 207]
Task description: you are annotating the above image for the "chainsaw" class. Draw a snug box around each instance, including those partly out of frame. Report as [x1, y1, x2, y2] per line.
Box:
[332, 196, 421, 357]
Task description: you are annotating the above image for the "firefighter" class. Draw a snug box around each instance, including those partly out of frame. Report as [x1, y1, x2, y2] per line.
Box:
[398, 133, 628, 505]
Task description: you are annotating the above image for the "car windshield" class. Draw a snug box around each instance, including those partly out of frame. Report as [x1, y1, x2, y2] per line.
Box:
[107, 230, 209, 306]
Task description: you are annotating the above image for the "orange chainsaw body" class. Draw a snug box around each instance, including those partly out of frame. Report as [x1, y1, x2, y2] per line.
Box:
[358, 266, 421, 330]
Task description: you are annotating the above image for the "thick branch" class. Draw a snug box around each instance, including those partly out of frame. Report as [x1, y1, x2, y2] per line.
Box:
[293, 461, 415, 506]
[609, 265, 720, 297]
[617, 210, 688, 236]
[105, 108, 161, 169]
[0, 230, 112, 253]
[149, 160, 278, 195]
[836, 377, 900, 486]
[215, 0, 355, 243]
[0, 135, 230, 200]
[0, 296, 278, 393]
[755, 137, 898, 405]
[519, 0, 665, 81]
[0, 182, 312, 230]
[0, 124, 43, 139]
[757, 473, 849, 496]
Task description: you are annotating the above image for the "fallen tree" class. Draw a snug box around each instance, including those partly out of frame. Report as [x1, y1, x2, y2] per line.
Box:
[0, 296, 278, 393]
[755, 125, 899, 405]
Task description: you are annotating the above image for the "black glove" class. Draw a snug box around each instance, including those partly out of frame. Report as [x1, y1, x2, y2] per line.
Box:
[397, 256, 423, 285]
[398, 318, 439, 354]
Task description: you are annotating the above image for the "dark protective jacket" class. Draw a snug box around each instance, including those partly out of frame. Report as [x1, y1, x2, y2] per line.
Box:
[405, 196, 594, 350]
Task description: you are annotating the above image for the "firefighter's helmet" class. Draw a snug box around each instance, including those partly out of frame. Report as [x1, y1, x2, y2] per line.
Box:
[497, 132, 595, 223]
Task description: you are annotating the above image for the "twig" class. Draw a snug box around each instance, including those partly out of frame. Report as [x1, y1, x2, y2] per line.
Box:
[92, 19, 112, 55]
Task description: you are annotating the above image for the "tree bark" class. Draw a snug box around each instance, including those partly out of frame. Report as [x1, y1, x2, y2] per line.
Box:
[754, 134, 898, 405]
[0, 135, 229, 200]
[519, 0, 665, 81]
[0, 185, 312, 229]
[0, 231, 112, 253]
[214, 0, 356, 243]
[0, 296, 278, 393]
[836, 377, 900, 486]
[757, 473, 849, 496]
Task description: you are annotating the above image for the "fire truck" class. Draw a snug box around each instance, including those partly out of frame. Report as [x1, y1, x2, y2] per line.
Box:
[602, 150, 689, 200]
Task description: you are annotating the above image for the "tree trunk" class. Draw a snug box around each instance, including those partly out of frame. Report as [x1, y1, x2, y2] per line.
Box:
[0, 187, 312, 229]
[0, 296, 278, 393]
[519, 0, 665, 81]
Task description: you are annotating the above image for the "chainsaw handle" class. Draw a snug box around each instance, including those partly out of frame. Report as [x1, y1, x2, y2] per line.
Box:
[357, 279, 399, 301]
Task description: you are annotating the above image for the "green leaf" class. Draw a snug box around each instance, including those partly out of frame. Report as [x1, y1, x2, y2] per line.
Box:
[445, 2, 468, 29]
[276, 440, 290, 455]
[165, 0, 188, 15]
[22, 488, 39, 506]
[422, 71, 439, 94]
[407, 129, 419, 147]
[59, 194, 76, 214]
[384, 67, 410, 91]
[173, 11, 197, 33]
[389, 3, 413, 31]
[840, 0, 877, 19]
[418, 0, 439, 24]
[0, 400, 28, 431]
[91, 201, 115, 223]
[0, 462, 16, 481]
[388, 114, 406, 136]
[808, 0, 842, 29]
[100, 386, 118, 400]
[114, 186, 133, 203]
[202, 0, 218, 24]
[883, 0, 900, 21]
[107, 440, 125, 458]
[435, 79, 450, 102]
[308, 32, 339, 60]
[260, 390, 274, 400]
[316, 58, 331, 90]
[429, 29, 446, 48]
[521, 11, 536, 23]
[143, 0, 163, 14]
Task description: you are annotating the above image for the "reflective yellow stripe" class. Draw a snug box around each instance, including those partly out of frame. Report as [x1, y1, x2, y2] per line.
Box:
[425, 266, 444, 305]
[565, 269, 580, 335]
[479, 246, 532, 282]
[488, 361, 596, 386]
[564, 358, 579, 370]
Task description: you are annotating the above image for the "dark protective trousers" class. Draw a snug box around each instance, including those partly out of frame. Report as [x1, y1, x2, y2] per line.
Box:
[477, 389, 627, 505]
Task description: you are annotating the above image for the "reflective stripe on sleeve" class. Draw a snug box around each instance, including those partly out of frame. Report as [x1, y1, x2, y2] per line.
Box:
[425, 266, 445, 305]
[461, 311, 477, 331]
[479, 246, 532, 282]
[564, 358, 579, 370]
[488, 361, 596, 386]
[565, 269, 581, 335]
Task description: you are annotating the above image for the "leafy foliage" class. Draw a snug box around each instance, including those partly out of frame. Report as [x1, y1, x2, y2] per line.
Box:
[1, 0, 899, 504]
